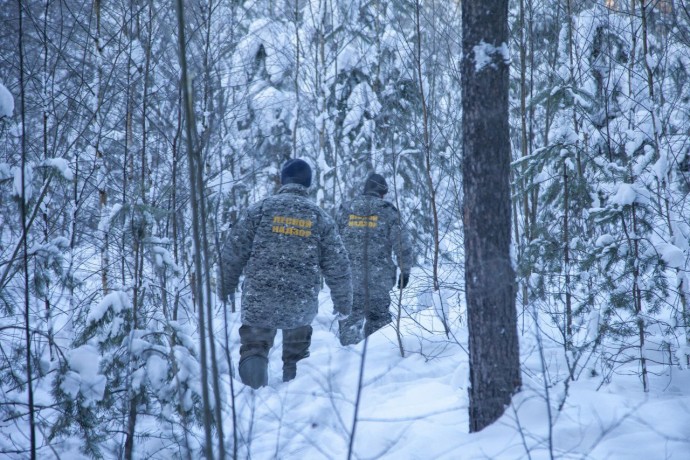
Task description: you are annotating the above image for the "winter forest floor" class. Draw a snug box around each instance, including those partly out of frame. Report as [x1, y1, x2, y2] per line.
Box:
[96, 271, 690, 460]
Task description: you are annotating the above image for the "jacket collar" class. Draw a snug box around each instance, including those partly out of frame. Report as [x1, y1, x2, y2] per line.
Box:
[278, 183, 309, 196]
[363, 191, 384, 198]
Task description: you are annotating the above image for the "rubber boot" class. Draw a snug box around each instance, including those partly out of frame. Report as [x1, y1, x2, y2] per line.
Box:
[239, 356, 269, 389]
[339, 319, 364, 346]
[364, 312, 392, 338]
[283, 363, 297, 382]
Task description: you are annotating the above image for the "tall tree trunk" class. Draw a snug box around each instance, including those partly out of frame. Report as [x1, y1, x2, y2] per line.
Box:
[198, 2, 226, 456]
[175, 1, 215, 458]
[516, 0, 533, 333]
[415, 0, 447, 335]
[94, 0, 109, 296]
[563, 0, 578, 350]
[40, 0, 55, 361]
[124, 2, 155, 455]
[292, 0, 300, 158]
[461, 0, 522, 432]
[18, 1, 37, 456]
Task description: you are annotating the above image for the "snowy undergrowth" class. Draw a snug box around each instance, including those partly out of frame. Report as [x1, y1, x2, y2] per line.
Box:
[25, 273, 690, 459]
[201, 283, 689, 459]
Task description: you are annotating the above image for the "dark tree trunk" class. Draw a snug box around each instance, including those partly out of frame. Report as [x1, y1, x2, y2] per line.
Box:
[461, 0, 522, 433]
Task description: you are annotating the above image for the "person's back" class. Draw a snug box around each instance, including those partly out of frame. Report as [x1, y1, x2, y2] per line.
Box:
[337, 173, 414, 344]
[339, 194, 403, 295]
[219, 159, 352, 387]
[239, 184, 343, 328]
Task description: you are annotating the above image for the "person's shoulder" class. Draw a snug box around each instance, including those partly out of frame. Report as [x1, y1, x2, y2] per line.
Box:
[238, 198, 272, 224]
[382, 199, 398, 211]
[379, 199, 399, 213]
[278, 196, 332, 224]
[246, 199, 266, 215]
[314, 204, 335, 224]
[338, 198, 354, 213]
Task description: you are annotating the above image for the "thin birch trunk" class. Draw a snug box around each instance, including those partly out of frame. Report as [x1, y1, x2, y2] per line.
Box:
[40, 0, 55, 361]
[124, 2, 155, 455]
[414, 0, 446, 336]
[94, 0, 109, 296]
[199, 1, 226, 456]
[175, 1, 215, 457]
[18, 1, 37, 457]
[564, 0, 577, 349]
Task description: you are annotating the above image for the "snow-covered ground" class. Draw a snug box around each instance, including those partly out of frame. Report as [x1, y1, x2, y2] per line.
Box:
[15, 272, 690, 459]
[191, 284, 690, 459]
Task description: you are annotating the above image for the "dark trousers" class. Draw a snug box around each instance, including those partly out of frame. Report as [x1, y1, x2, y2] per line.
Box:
[239, 324, 313, 372]
[339, 295, 392, 345]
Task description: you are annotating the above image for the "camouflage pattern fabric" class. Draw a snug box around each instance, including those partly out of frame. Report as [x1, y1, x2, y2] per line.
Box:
[219, 184, 352, 329]
[337, 192, 415, 295]
[336, 192, 415, 343]
[238, 324, 312, 381]
[338, 294, 392, 345]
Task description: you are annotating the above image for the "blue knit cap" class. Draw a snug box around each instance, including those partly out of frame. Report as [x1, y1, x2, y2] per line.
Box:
[363, 173, 388, 196]
[280, 158, 312, 188]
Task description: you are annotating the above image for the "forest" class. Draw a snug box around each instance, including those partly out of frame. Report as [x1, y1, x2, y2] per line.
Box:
[1, 0, 690, 458]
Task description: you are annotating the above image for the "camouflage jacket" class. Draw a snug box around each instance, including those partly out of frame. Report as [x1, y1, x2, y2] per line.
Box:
[219, 184, 353, 329]
[337, 193, 415, 298]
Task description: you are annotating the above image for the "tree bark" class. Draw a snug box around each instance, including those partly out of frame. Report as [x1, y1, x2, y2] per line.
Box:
[175, 1, 215, 458]
[18, 0, 37, 456]
[461, 0, 522, 432]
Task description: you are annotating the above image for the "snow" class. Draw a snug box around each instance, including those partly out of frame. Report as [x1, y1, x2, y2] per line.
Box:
[0, 82, 13, 117]
[231, 19, 295, 86]
[206, 289, 690, 459]
[65, 344, 107, 406]
[12, 163, 33, 201]
[595, 234, 614, 247]
[87, 290, 131, 325]
[130, 337, 151, 356]
[98, 203, 123, 232]
[43, 157, 74, 180]
[252, 85, 297, 132]
[151, 245, 180, 273]
[337, 44, 359, 74]
[342, 82, 380, 137]
[610, 183, 638, 206]
[0, 163, 10, 180]
[3, 3, 690, 458]
[655, 242, 685, 269]
[59, 371, 82, 400]
[473, 41, 510, 72]
[146, 355, 168, 391]
[417, 279, 457, 333]
[652, 152, 669, 181]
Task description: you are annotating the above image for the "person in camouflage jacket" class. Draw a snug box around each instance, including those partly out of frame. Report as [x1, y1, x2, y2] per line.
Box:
[219, 159, 352, 388]
[336, 173, 415, 345]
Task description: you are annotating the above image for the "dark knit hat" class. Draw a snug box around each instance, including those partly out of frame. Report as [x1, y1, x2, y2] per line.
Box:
[363, 173, 388, 197]
[281, 158, 312, 188]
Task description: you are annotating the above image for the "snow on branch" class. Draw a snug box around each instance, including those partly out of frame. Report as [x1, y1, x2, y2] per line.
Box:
[472, 41, 510, 72]
[0, 82, 13, 118]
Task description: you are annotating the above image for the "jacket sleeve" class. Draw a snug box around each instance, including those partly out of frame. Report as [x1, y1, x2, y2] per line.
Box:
[218, 204, 261, 301]
[390, 211, 415, 275]
[335, 203, 349, 230]
[319, 214, 353, 317]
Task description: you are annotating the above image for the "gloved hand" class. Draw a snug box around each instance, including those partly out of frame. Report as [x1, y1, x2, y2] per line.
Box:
[397, 273, 410, 289]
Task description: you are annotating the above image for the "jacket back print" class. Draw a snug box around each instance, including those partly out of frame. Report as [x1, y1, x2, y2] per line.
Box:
[337, 193, 414, 299]
[220, 184, 352, 329]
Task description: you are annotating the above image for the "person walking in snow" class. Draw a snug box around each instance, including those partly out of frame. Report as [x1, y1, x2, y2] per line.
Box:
[336, 173, 415, 345]
[218, 159, 352, 389]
